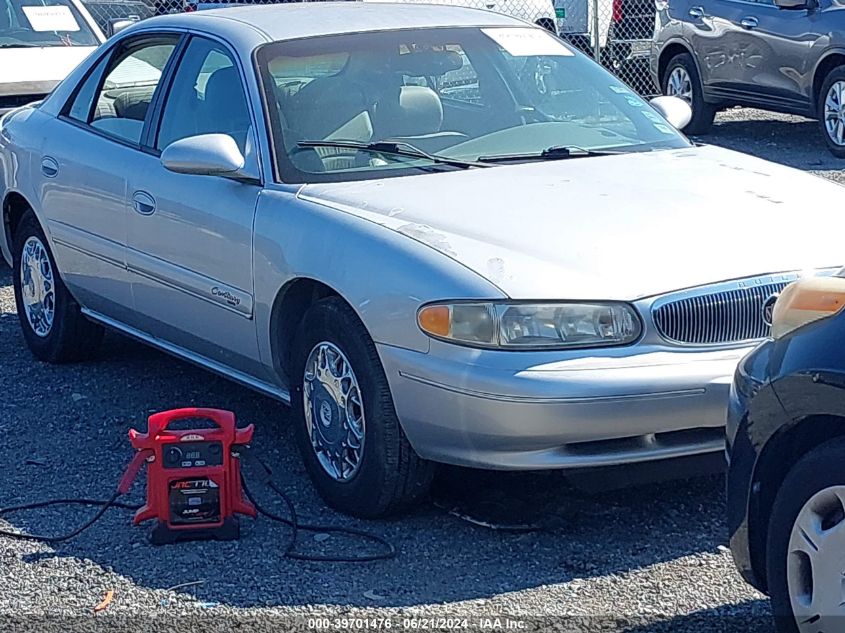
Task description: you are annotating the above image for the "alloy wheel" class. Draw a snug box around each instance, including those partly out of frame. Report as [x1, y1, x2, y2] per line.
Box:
[666, 66, 693, 104]
[303, 341, 366, 482]
[824, 81, 845, 146]
[20, 236, 55, 338]
[786, 484, 845, 632]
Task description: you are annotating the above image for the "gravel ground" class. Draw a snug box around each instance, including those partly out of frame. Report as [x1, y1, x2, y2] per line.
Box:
[0, 107, 837, 633]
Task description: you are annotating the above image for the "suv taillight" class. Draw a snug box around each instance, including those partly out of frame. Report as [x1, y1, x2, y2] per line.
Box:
[613, 0, 623, 22]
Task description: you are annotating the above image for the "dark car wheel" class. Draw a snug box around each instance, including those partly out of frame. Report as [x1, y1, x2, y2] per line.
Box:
[12, 210, 103, 363]
[291, 296, 434, 518]
[766, 437, 845, 633]
[818, 66, 845, 158]
[662, 52, 715, 135]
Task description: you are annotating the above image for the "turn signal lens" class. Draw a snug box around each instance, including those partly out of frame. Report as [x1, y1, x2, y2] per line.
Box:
[771, 276, 845, 339]
[417, 305, 451, 337]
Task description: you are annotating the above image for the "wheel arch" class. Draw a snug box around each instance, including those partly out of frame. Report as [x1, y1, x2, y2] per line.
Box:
[269, 276, 344, 386]
[2, 190, 35, 265]
[812, 51, 845, 111]
[657, 40, 696, 87]
[748, 413, 845, 592]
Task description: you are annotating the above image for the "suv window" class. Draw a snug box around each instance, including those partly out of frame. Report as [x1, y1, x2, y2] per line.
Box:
[87, 37, 179, 144]
[156, 37, 251, 152]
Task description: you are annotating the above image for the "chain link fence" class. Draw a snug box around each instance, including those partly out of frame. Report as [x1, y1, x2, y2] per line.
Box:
[80, 0, 658, 96]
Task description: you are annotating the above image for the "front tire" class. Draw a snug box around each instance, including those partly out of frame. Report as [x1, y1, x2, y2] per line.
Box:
[291, 296, 434, 518]
[662, 52, 715, 135]
[818, 66, 845, 158]
[12, 210, 103, 363]
[766, 438, 845, 633]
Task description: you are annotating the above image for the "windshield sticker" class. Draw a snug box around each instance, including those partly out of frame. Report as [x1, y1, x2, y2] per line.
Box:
[22, 6, 80, 32]
[642, 110, 664, 123]
[653, 123, 675, 134]
[482, 28, 574, 57]
[609, 85, 633, 94]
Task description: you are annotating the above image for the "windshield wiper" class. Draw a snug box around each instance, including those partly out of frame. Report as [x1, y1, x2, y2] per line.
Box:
[477, 145, 626, 164]
[297, 139, 490, 170]
[0, 43, 38, 48]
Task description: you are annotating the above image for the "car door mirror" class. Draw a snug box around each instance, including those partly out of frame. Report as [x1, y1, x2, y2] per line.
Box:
[649, 95, 693, 130]
[108, 17, 138, 37]
[160, 134, 258, 182]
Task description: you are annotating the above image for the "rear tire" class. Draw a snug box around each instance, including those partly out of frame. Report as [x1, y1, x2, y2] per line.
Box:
[291, 296, 434, 518]
[12, 210, 103, 363]
[662, 52, 715, 135]
[818, 66, 845, 158]
[766, 438, 845, 633]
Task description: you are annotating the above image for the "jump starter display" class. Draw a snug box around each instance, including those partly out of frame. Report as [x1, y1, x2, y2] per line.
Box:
[129, 408, 255, 544]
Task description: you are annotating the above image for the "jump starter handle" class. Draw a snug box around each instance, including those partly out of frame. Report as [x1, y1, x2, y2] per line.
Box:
[118, 449, 154, 496]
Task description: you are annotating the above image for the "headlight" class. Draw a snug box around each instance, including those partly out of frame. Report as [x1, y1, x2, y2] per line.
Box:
[417, 302, 642, 349]
[771, 276, 845, 339]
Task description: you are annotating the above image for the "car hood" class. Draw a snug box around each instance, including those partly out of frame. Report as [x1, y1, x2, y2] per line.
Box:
[0, 47, 96, 96]
[299, 144, 845, 300]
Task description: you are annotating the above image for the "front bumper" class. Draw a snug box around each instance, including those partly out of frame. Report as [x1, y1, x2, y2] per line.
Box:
[379, 341, 753, 470]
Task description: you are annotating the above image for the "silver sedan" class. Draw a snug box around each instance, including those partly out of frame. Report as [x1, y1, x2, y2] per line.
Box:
[1, 2, 842, 517]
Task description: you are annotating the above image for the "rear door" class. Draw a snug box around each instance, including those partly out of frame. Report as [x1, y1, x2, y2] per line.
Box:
[685, 0, 749, 92]
[124, 34, 264, 378]
[39, 34, 180, 321]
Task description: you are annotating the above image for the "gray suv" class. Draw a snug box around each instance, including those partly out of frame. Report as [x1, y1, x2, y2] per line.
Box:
[651, 0, 845, 156]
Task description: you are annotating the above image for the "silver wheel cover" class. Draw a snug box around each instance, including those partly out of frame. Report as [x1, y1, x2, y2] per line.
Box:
[787, 485, 845, 632]
[20, 236, 55, 338]
[824, 81, 845, 147]
[666, 66, 694, 104]
[303, 341, 366, 482]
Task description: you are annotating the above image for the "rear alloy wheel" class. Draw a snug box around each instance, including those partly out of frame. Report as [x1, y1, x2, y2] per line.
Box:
[12, 210, 103, 363]
[662, 52, 715, 135]
[819, 67, 845, 158]
[291, 296, 434, 518]
[767, 438, 845, 633]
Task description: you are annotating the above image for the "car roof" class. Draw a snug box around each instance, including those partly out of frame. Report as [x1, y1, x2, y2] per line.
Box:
[147, 2, 526, 43]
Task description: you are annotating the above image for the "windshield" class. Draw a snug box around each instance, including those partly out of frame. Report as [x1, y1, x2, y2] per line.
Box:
[0, 0, 99, 47]
[256, 26, 691, 183]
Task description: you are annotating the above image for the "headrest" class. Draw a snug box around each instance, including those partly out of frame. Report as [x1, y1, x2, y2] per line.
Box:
[377, 85, 443, 138]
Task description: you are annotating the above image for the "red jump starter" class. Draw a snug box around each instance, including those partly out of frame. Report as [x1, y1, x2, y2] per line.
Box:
[129, 408, 255, 544]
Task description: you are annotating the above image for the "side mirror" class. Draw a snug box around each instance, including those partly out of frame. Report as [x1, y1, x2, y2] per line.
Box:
[161, 133, 258, 182]
[108, 17, 138, 36]
[649, 95, 693, 130]
[774, 0, 809, 8]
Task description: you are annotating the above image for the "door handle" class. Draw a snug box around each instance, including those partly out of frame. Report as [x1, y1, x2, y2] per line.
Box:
[740, 16, 758, 28]
[132, 190, 156, 216]
[689, 5, 705, 17]
[40, 157, 58, 178]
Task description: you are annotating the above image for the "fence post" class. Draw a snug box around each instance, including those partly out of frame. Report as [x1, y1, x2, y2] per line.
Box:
[592, 0, 601, 63]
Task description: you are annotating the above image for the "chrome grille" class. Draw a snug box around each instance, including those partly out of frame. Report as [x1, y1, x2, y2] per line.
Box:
[653, 281, 792, 345]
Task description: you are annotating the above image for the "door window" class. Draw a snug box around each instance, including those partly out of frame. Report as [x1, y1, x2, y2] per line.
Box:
[87, 37, 179, 144]
[66, 54, 110, 122]
[156, 37, 251, 153]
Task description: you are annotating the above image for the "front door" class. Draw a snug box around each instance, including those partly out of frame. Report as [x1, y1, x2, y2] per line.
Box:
[125, 35, 263, 378]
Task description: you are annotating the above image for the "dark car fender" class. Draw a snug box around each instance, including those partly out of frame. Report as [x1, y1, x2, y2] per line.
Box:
[730, 312, 845, 593]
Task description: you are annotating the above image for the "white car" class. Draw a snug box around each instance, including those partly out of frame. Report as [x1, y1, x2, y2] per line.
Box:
[0, 0, 104, 116]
